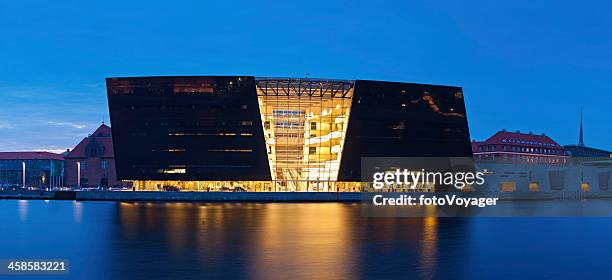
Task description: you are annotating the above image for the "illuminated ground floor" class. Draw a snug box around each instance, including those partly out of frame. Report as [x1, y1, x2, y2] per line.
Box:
[129, 180, 449, 192]
[131, 180, 363, 192]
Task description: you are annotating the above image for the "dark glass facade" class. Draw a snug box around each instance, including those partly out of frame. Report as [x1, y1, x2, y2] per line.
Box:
[338, 80, 473, 181]
[106, 76, 270, 182]
[106, 76, 473, 191]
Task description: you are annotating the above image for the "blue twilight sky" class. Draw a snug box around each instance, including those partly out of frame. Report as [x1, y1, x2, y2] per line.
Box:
[0, 0, 610, 153]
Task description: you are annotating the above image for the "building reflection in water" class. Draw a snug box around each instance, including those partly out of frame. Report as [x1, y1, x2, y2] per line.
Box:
[73, 201, 83, 223]
[248, 203, 357, 279]
[419, 206, 438, 279]
[18, 200, 28, 221]
[116, 202, 461, 279]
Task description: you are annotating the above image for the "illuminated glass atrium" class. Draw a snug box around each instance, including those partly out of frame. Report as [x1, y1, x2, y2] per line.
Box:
[256, 78, 354, 191]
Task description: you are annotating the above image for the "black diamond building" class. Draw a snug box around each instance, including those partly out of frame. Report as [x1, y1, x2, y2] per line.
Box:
[106, 76, 473, 192]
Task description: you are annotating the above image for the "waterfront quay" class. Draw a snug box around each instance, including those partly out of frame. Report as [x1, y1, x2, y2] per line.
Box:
[0, 190, 362, 202]
[3, 189, 612, 203]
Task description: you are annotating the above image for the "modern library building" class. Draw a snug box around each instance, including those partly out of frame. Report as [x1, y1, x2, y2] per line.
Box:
[106, 76, 472, 192]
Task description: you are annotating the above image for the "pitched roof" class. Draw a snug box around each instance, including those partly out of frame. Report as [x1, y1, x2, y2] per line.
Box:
[476, 130, 563, 148]
[0, 151, 65, 161]
[65, 123, 115, 159]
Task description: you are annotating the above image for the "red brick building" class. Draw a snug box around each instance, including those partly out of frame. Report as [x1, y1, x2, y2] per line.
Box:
[64, 124, 121, 188]
[472, 129, 570, 165]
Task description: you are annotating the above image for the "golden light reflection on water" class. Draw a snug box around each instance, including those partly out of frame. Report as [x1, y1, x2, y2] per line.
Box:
[419, 206, 438, 278]
[249, 203, 358, 280]
[117, 202, 443, 279]
[165, 202, 190, 254]
[118, 202, 138, 240]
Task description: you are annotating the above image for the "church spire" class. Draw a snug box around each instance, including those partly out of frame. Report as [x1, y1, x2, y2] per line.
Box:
[579, 108, 584, 146]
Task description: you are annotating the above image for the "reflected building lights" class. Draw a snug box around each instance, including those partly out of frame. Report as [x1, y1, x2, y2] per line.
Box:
[118, 202, 138, 240]
[419, 210, 439, 277]
[112, 202, 452, 279]
[249, 203, 357, 280]
[73, 201, 83, 223]
[18, 200, 28, 222]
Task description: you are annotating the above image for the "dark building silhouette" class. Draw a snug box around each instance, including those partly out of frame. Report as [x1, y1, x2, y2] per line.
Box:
[565, 145, 612, 158]
[64, 124, 121, 188]
[338, 80, 473, 180]
[106, 76, 472, 192]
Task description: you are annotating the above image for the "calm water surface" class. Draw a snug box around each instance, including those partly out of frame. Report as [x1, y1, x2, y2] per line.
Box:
[1, 200, 612, 279]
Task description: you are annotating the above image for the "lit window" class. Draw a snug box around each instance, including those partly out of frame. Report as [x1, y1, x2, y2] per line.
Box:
[152, 148, 186, 152]
[273, 110, 305, 116]
[275, 122, 303, 128]
[158, 168, 186, 174]
[500, 182, 516, 192]
[208, 149, 253, 153]
[390, 121, 405, 130]
[581, 182, 590, 192]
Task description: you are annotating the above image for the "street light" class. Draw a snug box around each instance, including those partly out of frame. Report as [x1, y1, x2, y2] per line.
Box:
[77, 162, 81, 189]
[22, 161, 26, 188]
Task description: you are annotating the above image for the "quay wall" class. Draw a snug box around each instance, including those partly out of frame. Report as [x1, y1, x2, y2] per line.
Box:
[0, 191, 362, 202]
[3, 190, 612, 202]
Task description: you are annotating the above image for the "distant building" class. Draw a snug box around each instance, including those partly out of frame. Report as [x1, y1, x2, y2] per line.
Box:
[564, 145, 612, 158]
[472, 127, 610, 193]
[0, 152, 64, 189]
[563, 110, 612, 158]
[472, 129, 569, 165]
[64, 124, 121, 188]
